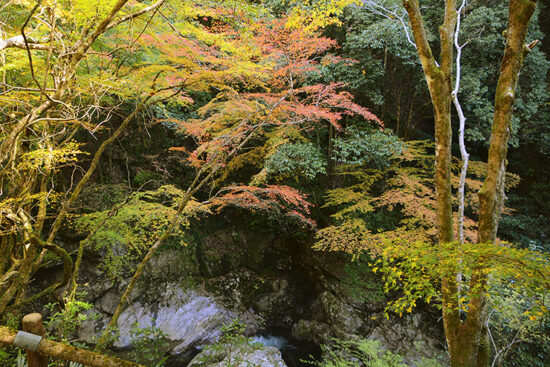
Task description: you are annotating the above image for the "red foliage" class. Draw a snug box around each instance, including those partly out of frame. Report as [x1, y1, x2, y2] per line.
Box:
[165, 16, 381, 170]
[209, 185, 316, 229]
[147, 11, 382, 228]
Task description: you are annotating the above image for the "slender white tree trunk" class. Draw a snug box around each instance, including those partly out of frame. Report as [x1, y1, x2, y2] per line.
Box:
[452, 0, 469, 246]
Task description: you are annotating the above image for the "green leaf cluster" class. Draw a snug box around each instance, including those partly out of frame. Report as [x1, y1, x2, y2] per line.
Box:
[266, 142, 327, 181]
[334, 129, 403, 168]
[73, 186, 209, 281]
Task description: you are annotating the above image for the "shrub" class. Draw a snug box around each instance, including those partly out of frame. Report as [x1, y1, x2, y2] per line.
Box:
[266, 143, 327, 180]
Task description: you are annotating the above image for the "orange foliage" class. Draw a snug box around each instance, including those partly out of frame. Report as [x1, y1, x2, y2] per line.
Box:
[209, 185, 315, 229]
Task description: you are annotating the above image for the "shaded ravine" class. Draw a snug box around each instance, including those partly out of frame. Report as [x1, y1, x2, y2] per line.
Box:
[30, 211, 446, 366]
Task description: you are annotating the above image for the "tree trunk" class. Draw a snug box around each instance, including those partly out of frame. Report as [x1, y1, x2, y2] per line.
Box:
[402, 0, 460, 362]
[470, 1, 537, 366]
[403, 0, 537, 365]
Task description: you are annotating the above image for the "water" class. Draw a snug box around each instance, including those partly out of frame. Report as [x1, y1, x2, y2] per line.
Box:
[252, 335, 294, 350]
[252, 334, 320, 367]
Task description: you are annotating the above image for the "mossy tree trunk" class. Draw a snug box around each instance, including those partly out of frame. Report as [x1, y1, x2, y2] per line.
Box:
[0, 324, 144, 367]
[402, 0, 538, 366]
[0, 0, 167, 316]
[403, 0, 459, 360]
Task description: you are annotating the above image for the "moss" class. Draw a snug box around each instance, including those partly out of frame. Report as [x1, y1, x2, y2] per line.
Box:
[71, 185, 209, 281]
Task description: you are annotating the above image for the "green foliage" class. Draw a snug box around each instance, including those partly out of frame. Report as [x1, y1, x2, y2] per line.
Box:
[341, 253, 385, 304]
[15, 350, 83, 367]
[0, 347, 17, 367]
[76, 184, 131, 213]
[334, 129, 403, 168]
[487, 284, 550, 367]
[335, 3, 427, 136]
[129, 323, 169, 366]
[266, 142, 327, 180]
[16, 141, 87, 171]
[306, 338, 407, 367]
[315, 133, 550, 364]
[73, 186, 209, 281]
[197, 319, 260, 367]
[133, 169, 161, 189]
[370, 240, 550, 320]
[315, 141, 437, 255]
[16, 350, 26, 367]
[456, 2, 549, 148]
[315, 139, 524, 254]
[0, 312, 19, 330]
[45, 298, 96, 342]
[218, 319, 250, 347]
[1, 0, 549, 364]
[0, 313, 19, 364]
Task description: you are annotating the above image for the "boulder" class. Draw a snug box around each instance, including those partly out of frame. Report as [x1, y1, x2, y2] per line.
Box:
[78, 283, 262, 353]
[188, 343, 287, 367]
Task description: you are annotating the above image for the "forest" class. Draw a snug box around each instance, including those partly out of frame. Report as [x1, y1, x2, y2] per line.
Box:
[0, 0, 549, 366]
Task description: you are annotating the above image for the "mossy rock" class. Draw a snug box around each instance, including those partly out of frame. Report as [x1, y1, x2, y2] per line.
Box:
[188, 343, 286, 367]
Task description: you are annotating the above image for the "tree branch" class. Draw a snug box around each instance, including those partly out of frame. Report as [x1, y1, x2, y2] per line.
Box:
[402, 0, 439, 77]
[0, 35, 49, 52]
[105, 0, 166, 32]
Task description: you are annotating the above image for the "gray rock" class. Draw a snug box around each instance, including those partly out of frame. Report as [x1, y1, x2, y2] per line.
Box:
[291, 319, 333, 345]
[77, 283, 238, 351]
[188, 344, 287, 367]
[115, 285, 233, 351]
[96, 289, 120, 315]
[367, 314, 447, 365]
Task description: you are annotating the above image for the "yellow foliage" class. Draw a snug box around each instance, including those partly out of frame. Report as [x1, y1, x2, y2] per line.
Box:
[284, 0, 361, 31]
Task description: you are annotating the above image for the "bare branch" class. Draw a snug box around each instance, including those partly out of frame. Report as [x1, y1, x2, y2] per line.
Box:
[361, 0, 417, 49]
[0, 35, 49, 52]
[105, 0, 166, 32]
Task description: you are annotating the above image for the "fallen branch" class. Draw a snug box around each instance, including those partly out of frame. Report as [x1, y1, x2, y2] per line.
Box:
[0, 325, 144, 367]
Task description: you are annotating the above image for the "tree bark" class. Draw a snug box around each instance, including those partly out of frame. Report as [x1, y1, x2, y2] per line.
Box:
[478, 0, 537, 244]
[0, 325, 144, 367]
[403, 0, 460, 361]
[403, 0, 537, 364]
[0, 0, 170, 317]
[402, 0, 455, 244]
[467, 1, 537, 366]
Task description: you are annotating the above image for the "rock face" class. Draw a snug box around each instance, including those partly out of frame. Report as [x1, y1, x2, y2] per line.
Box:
[290, 258, 447, 365]
[68, 209, 446, 365]
[367, 314, 445, 365]
[114, 287, 231, 351]
[75, 211, 314, 351]
[79, 282, 261, 353]
[188, 344, 287, 367]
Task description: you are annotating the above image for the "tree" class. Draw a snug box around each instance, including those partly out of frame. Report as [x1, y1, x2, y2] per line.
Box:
[95, 11, 380, 347]
[313, 0, 547, 365]
[0, 0, 169, 316]
[390, 1, 540, 365]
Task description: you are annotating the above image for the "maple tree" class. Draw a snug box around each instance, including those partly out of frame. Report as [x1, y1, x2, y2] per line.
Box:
[315, 134, 549, 365]
[95, 9, 381, 346]
[1, 0, 547, 365]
